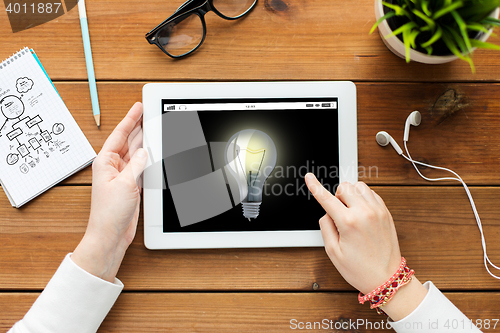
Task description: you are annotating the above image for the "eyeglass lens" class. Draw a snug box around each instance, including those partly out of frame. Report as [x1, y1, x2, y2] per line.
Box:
[157, 0, 256, 56]
[158, 14, 204, 57]
[212, 0, 256, 18]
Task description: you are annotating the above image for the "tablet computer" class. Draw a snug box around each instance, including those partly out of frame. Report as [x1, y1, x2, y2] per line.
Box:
[143, 81, 357, 249]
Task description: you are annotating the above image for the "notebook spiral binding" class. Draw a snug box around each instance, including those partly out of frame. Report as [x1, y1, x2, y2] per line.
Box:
[0, 47, 30, 70]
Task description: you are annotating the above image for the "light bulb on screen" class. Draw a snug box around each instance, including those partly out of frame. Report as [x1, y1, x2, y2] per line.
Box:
[225, 129, 277, 221]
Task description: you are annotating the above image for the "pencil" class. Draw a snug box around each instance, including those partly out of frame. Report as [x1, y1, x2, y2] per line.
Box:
[78, 0, 100, 128]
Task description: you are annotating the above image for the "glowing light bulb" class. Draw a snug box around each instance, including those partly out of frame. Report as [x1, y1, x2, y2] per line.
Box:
[225, 129, 277, 221]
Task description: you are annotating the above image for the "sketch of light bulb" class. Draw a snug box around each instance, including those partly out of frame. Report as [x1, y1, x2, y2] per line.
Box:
[225, 129, 277, 221]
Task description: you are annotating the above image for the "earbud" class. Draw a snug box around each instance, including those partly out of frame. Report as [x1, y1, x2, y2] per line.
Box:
[376, 110, 499, 280]
[404, 111, 421, 142]
[376, 131, 403, 155]
[376, 111, 421, 154]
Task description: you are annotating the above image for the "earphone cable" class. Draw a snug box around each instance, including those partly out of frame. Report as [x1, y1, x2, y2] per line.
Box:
[402, 141, 500, 280]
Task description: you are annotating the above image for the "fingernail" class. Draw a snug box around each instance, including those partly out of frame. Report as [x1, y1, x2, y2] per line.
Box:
[305, 173, 316, 181]
[136, 148, 147, 160]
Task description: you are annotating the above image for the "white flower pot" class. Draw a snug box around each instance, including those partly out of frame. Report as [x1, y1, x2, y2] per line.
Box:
[374, 0, 500, 64]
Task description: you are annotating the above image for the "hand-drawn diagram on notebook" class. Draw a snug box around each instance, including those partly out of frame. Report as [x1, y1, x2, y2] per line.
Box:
[0, 77, 68, 175]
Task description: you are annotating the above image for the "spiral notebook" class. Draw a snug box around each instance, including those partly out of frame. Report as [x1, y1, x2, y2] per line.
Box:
[0, 47, 96, 207]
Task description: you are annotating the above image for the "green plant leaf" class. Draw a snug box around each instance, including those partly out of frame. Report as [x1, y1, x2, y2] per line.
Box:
[408, 29, 421, 48]
[442, 28, 467, 60]
[442, 29, 476, 73]
[403, 28, 412, 62]
[413, 9, 436, 29]
[432, 1, 464, 20]
[459, 0, 500, 22]
[451, 10, 472, 53]
[384, 21, 418, 39]
[468, 58, 476, 73]
[371, 0, 500, 65]
[481, 17, 500, 27]
[382, 1, 410, 17]
[370, 11, 396, 34]
[471, 38, 500, 50]
[446, 25, 469, 54]
[421, 26, 443, 47]
[421, 0, 432, 16]
[467, 23, 490, 34]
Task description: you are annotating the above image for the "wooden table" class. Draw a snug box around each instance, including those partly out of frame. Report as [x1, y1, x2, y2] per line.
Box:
[2, 0, 500, 331]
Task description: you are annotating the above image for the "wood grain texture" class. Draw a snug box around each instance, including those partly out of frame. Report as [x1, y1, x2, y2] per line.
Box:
[1, 186, 499, 291]
[2, 0, 500, 331]
[357, 82, 500, 185]
[55, 82, 141, 184]
[56, 82, 500, 185]
[2, 0, 500, 81]
[2, 292, 500, 332]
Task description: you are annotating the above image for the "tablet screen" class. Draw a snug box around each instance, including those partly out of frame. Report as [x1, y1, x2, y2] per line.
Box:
[161, 98, 339, 233]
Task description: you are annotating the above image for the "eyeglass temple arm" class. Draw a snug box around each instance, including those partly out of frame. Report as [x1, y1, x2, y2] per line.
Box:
[145, 0, 200, 40]
[176, 0, 196, 13]
[175, 0, 202, 13]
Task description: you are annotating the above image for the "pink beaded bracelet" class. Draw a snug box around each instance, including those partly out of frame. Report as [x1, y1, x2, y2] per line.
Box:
[358, 257, 415, 315]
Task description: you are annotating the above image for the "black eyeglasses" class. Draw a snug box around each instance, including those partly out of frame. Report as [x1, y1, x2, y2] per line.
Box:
[145, 0, 258, 58]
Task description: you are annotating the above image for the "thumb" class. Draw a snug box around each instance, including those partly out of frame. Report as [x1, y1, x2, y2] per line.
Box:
[319, 213, 340, 258]
[119, 148, 148, 187]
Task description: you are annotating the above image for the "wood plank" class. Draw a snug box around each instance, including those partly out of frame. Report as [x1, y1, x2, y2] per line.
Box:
[1, 186, 499, 291]
[2, 0, 500, 82]
[2, 292, 500, 332]
[55, 82, 142, 184]
[55, 82, 500, 185]
[357, 82, 500, 185]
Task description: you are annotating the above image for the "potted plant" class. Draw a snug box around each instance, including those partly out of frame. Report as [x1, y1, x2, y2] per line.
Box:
[371, 0, 500, 72]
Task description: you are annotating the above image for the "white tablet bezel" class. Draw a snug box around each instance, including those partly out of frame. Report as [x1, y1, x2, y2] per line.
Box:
[143, 81, 357, 249]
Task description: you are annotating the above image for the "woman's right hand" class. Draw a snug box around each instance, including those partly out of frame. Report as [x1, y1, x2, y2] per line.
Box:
[304, 173, 427, 321]
[305, 173, 402, 294]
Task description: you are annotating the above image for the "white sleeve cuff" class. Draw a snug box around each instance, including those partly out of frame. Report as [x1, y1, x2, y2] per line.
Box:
[388, 281, 481, 333]
[9, 253, 123, 333]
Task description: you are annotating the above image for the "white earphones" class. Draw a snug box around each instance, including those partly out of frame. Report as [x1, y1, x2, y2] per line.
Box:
[377, 111, 500, 280]
[404, 110, 421, 141]
[376, 110, 422, 155]
[376, 131, 403, 155]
